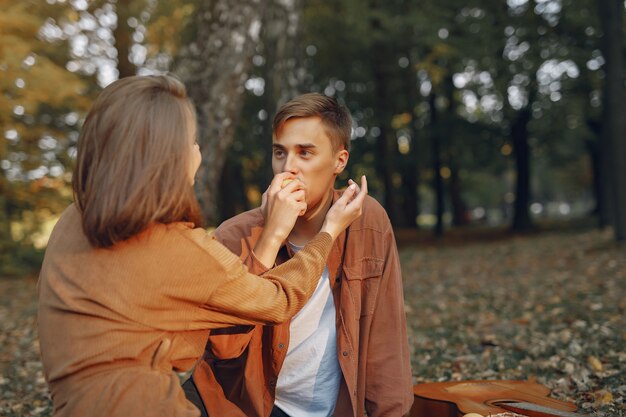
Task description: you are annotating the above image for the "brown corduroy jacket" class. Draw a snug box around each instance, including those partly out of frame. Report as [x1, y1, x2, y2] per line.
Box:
[192, 193, 413, 417]
[37, 204, 333, 417]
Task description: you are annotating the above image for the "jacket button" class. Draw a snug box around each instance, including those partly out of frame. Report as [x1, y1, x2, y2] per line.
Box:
[278, 343, 285, 349]
[342, 351, 348, 357]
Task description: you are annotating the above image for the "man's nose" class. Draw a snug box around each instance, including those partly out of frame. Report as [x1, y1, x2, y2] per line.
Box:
[283, 154, 299, 174]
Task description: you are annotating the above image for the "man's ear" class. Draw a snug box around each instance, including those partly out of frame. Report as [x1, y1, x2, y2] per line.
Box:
[334, 149, 349, 175]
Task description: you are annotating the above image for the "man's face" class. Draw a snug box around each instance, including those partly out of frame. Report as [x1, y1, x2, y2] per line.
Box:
[272, 116, 348, 214]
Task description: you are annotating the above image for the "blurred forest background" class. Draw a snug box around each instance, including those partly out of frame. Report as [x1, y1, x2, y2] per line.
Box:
[1, 1, 626, 415]
[2, 0, 626, 276]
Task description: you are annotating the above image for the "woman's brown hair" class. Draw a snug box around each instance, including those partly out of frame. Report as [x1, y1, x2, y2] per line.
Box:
[72, 75, 203, 248]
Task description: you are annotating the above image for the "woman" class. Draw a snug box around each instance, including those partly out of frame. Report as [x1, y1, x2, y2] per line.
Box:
[37, 75, 366, 416]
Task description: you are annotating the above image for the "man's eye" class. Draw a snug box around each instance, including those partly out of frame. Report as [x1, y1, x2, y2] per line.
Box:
[300, 150, 310, 157]
[274, 150, 284, 158]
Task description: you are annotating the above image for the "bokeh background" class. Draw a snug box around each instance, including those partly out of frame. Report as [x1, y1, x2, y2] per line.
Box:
[1, 0, 625, 416]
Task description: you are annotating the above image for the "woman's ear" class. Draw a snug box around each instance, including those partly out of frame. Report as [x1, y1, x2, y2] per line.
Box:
[334, 149, 349, 175]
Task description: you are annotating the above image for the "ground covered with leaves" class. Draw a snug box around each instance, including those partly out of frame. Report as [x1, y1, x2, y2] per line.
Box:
[402, 227, 625, 416]
[1, 227, 624, 416]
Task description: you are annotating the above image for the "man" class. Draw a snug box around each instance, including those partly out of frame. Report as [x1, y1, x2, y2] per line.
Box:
[184, 93, 413, 417]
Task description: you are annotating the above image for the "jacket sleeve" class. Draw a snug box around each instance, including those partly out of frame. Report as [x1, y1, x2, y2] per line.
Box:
[202, 227, 271, 360]
[364, 225, 414, 417]
[190, 230, 331, 327]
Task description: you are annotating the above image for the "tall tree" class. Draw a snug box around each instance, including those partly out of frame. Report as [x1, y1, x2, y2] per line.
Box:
[175, 0, 264, 225]
[510, 90, 535, 231]
[487, 2, 543, 232]
[369, 1, 400, 224]
[258, 0, 304, 183]
[111, 0, 135, 78]
[217, 0, 305, 222]
[597, 0, 626, 240]
[556, 0, 606, 225]
[429, 91, 445, 236]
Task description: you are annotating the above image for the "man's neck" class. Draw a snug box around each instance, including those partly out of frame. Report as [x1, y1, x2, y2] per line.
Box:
[288, 188, 334, 246]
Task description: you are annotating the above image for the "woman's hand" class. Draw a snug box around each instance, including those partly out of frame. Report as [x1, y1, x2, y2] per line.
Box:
[261, 173, 307, 241]
[321, 175, 368, 241]
[254, 173, 307, 268]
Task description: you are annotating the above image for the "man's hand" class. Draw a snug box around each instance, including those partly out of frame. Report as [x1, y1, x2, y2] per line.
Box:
[254, 173, 307, 268]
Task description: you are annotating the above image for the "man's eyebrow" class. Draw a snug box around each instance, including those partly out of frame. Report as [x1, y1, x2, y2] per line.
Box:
[296, 143, 317, 149]
[272, 143, 317, 149]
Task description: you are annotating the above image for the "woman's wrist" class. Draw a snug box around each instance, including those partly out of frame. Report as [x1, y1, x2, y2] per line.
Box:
[259, 228, 285, 247]
[253, 229, 285, 268]
[320, 221, 339, 241]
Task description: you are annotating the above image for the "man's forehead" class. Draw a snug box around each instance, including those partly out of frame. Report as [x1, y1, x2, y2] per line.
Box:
[273, 117, 330, 144]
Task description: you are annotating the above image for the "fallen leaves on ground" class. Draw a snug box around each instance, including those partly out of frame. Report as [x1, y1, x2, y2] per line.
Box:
[0, 277, 50, 416]
[402, 228, 625, 417]
[0, 227, 624, 416]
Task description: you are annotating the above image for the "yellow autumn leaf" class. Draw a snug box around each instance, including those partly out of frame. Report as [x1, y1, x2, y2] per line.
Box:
[587, 355, 603, 372]
[594, 390, 613, 406]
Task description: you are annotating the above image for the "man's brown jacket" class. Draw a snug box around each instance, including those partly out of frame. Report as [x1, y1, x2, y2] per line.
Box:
[192, 193, 413, 417]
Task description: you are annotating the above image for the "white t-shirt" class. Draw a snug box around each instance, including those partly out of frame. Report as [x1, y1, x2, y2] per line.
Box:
[273, 243, 341, 417]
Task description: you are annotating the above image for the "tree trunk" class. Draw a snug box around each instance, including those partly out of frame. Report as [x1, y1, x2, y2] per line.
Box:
[585, 122, 609, 226]
[259, 0, 303, 185]
[0, 180, 19, 272]
[444, 75, 467, 227]
[401, 153, 419, 228]
[218, 156, 248, 222]
[511, 106, 533, 232]
[450, 165, 468, 227]
[371, 114, 397, 222]
[370, 13, 398, 223]
[373, 98, 397, 223]
[429, 93, 445, 237]
[598, 0, 626, 240]
[402, 62, 420, 228]
[375, 121, 397, 222]
[113, 0, 135, 78]
[176, 0, 263, 225]
[0, 181, 13, 249]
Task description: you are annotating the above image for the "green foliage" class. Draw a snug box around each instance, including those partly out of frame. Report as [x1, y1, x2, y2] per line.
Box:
[0, 239, 44, 277]
[1, 0, 620, 254]
[222, 0, 614, 231]
[0, 0, 198, 257]
[147, 0, 196, 59]
[1, 0, 91, 269]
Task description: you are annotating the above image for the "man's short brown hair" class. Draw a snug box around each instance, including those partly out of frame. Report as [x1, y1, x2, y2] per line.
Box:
[272, 93, 352, 152]
[72, 75, 203, 248]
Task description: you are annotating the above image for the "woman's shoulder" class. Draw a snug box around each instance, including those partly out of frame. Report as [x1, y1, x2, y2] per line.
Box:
[46, 203, 87, 249]
[163, 223, 246, 276]
[162, 223, 225, 256]
[54, 203, 81, 229]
